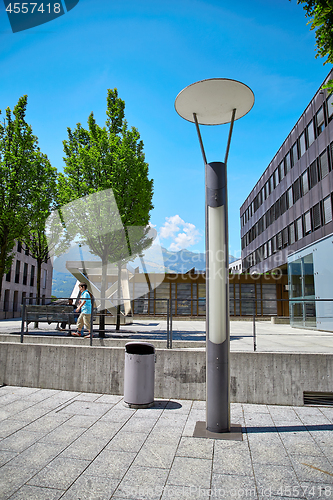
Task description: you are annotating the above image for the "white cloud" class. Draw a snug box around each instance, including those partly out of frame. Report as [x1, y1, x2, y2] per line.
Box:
[159, 215, 201, 251]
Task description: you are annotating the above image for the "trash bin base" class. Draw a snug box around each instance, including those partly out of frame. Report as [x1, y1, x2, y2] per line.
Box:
[123, 401, 155, 409]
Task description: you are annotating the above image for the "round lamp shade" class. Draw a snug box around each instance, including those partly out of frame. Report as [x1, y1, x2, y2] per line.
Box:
[175, 78, 254, 125]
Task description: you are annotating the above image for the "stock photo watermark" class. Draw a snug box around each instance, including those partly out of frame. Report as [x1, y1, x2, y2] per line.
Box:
[121, 483, 333, 498]
[3, 0, 79, 33]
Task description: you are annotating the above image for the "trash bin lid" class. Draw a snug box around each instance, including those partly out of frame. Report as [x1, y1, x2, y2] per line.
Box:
[125, 342, 155, 355]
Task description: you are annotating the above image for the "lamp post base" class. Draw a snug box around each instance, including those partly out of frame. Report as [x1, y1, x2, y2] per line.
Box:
[193, 421, 243, 441]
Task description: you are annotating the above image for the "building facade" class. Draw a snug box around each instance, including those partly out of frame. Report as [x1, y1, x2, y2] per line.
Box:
[240, 71, 333, 275]
[0, 241, 53, 319]
[240, 72, 333, 331]
[126, 272, 288, 318]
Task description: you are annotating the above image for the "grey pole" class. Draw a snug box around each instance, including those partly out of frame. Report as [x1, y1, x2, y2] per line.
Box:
[205, 161, 230, 432]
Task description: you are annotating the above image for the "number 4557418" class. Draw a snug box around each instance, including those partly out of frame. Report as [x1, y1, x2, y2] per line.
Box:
[6, 3, 61, 14]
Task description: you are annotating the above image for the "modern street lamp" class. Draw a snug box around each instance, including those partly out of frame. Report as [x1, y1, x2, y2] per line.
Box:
[175, 78, 254, 438]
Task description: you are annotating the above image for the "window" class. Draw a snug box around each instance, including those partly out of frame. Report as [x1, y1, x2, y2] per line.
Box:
[327, 93, 333, 121]
[269, 175, 274, 193]
[3, 290, 10, 312]
[276, 231, 283, 250]
[274, 168, 279, 187]
[316, 106, 325, 136]
[319, 150, 329, 179]
[323, 195, 332, 224]
[13, 291, 18, 312]
[293, 178, 301, 203]
[309, 161, 318, 189]
[261, 185, 266, 201]
[263, 243, 268, 259]
[312, 203, 321, 230]
[299, 132, 306, 157]
[265, 211, 270, 228]
[265, 180, 270, 196]
[291, 142, 298, 166]
[296, 217, 303, 240]
[289, 222, 295, 245]
[280, 192, 287, 214]
[287, 187, 293, 208]
[258, 217, 264, 235]
[15, 260, 20, 284]
[301, 170, 309, 195]
[304, 210, 311, 235]
[268, 239, 272, 256]
[285, 152, 291, 173]
[307, 120, 315, 146]
[25, 246, 29, 256]
[23, 263, 28, 286]
[17, 241, 22, 252]
[283, 227, 289, 247]
[5, 269, 11, 282]
[279, 161, 285, 181]
[30, 265, 35, 287]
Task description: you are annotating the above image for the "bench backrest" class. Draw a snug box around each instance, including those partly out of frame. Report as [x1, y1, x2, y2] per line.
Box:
[25, 305, 75, 322]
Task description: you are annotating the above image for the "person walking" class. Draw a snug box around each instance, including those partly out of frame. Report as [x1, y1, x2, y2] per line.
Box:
[72, 282, 92, 338]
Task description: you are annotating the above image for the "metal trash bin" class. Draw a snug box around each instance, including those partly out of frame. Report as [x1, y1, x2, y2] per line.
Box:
[124, 342, 155, 408]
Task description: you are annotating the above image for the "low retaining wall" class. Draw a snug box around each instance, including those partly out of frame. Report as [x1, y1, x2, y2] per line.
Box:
[0, 342, 332, 405]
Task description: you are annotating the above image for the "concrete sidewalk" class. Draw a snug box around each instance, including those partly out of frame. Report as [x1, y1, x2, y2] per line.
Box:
[0, 385, 333, 499]
[1, 317, 333, 353]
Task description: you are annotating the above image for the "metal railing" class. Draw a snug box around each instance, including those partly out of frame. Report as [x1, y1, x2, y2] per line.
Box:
[18, 296, 333, 352]
[20, 296, 172, 348]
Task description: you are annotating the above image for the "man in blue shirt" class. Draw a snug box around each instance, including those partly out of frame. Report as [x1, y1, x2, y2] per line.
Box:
[72, 282, 92, 337]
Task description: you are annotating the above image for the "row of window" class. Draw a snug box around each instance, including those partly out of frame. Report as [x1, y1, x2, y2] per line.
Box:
[5, 262, 48, 288]
[16, 240, 29, 256]
[2, 290, 46, 312]
[241, 144, 332, 249]
[243, 194, 333, 270]
[6, 262, 35, 287]
[242, 93, 333, 226]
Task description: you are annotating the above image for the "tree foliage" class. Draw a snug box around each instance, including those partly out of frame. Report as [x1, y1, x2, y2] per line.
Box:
[296, 0, 333, 91]
[0, 95, 56, 302]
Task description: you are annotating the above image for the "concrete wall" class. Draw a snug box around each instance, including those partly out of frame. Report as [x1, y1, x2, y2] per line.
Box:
[0, 342, 332, 405]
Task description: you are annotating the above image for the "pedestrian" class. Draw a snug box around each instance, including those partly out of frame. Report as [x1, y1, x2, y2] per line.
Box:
[72, 282, 92, 338]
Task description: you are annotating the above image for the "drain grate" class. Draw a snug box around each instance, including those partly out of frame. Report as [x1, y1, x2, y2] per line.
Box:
[303, 391, 333, 406]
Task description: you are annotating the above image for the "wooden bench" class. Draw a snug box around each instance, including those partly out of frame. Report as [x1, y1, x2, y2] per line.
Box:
[22, 305, 76, 334]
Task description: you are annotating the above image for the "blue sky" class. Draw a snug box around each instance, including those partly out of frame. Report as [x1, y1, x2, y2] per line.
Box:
[0, 0, 329, 258]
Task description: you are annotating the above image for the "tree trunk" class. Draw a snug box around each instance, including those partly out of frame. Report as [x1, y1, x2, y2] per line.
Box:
[98, 255, 107, 338]
[115, 262, 122, 331]
[34, 257, 42, 328]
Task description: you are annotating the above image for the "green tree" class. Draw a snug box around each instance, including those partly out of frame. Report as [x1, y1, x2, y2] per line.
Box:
[0, 95, 55, 304]
[23, 153, 58, 312]
[296, 0, 333, 91]
[58, 89, 154, 336]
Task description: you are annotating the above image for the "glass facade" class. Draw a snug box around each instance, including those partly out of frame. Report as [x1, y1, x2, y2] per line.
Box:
[288, 254, 316, 328]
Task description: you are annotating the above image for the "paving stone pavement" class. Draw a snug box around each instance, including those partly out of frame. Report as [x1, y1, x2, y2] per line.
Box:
[0, 386, 333, 499]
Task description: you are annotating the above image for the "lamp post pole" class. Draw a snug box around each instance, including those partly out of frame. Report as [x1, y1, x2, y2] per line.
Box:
[175, 79, 254, 436]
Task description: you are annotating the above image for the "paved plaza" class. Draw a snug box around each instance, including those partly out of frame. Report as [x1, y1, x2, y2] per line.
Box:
[0, 385, 333, 500]
[1, 318, 333, 499]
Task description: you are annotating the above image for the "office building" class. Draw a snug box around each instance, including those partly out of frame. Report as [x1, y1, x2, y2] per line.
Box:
[0, 241, 53, 319]
[240, 72, 333, 330]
